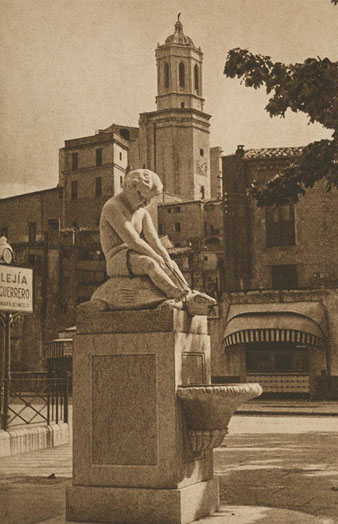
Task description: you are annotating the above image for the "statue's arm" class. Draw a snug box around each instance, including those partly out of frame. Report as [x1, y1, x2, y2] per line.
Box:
[142, 210, 172, 262]
[104, 203, 164, 262]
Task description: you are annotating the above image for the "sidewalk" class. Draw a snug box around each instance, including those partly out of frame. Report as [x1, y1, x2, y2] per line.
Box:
[1, 409, 338, 524]
[237, 399, 338, 416]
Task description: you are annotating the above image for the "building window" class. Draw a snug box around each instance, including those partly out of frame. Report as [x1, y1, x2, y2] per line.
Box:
[174, 222, 181, 233]
[158, 223, 163, 235]
[72, 221, 78, 228]
[0, 226, 8, 238]
[28, 222, 36, 243]
[174, 206, 181, 213]
[200, 186, 205, 199]
[200, 148, 204, 156]
[194, 64, 199, 92]
[96, 148, 103, 167]
[71, 180, 78, 200]
[271, 264, 298, 289]
[179, 62, 185, 88]
[119, 152, 122, 161]
[164, 62, 169, 88]
[95, 176, 102, 197]
[120, 176, 123, 186]
[168, 208, 172, 214]
[59, 187, 63, 200]
[266, 203, 295, 247]
[71, 152, 78, 171]
[181, 102, 185, 108]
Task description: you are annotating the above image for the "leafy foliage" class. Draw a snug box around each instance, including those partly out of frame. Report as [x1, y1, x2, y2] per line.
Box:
[224, 43, 338, 206]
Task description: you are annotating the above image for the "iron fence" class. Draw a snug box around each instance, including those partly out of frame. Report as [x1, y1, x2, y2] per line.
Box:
[0, 375, 69, 431]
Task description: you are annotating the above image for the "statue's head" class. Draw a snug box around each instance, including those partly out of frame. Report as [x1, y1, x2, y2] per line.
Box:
[123, 169, 163, 208]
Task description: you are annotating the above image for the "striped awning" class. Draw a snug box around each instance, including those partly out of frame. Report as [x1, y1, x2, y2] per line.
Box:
[224, 302, 327, 349]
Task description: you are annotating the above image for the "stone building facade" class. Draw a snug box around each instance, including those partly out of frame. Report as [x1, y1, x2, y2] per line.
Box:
[214, 146, 338, 398]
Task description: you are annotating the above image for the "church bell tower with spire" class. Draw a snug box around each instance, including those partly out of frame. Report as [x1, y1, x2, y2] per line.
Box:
[135, 15, 211, 201]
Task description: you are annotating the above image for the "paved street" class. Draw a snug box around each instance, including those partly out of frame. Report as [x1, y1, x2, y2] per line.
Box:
[0, 412, 338, 523]
[216, 415, 338, 522]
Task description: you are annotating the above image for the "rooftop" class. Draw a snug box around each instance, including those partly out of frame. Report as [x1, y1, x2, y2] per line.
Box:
[243, 146, 304, 160]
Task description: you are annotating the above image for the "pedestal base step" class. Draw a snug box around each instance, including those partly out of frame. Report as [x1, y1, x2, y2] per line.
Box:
[66, 478, 219, 524]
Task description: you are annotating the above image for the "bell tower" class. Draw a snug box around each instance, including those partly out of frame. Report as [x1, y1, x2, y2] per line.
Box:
[134, 16, 211, 201]
[156, 14, 204, 112]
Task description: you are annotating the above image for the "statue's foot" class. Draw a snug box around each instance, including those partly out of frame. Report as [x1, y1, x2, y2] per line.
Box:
[185, 291, 217, 317]
[156, 298, 185, 311]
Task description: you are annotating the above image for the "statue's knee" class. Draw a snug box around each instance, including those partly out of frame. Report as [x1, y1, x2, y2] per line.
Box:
[138, 256, 157, 274]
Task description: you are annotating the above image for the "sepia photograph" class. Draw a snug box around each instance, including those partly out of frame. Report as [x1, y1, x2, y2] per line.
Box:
[0, 1, 337, 523]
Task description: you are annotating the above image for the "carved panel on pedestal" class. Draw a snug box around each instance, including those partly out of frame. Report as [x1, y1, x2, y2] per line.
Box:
[92, 354, 158, 465]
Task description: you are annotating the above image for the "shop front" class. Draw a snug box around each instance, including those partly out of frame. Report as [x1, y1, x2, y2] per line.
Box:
[223, 302, 328, 396]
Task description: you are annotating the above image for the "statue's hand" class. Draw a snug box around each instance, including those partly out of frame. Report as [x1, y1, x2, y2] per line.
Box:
[153, 254, 166, 270]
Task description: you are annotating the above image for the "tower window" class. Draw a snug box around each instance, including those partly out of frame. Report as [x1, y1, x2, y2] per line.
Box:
[194, 64, 199, 93]
[164, 62, 170, 88]
[95, 177, 102, 197]
[200, 186, 205, 199]
[96, 149, 103, 167]
[200, 148, 204, 156]
[71, 152, 78, 170]
[179, 62, 185, 88]
[71, 180, 78, 200]
[119, 152, 122, 161]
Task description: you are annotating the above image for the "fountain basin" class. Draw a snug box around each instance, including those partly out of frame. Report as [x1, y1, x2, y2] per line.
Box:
[177, 383, 263, 452]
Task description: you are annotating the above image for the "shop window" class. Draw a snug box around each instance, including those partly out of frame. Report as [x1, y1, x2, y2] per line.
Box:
[71, 180, 78, 200]
[71, 152, 78, 171]
[96, 149, 103, 167]
[266, 203, 295, 246]
[246, 343, 309, 373]
[271, 264, 298, 289]
[95, 176, 102, 197]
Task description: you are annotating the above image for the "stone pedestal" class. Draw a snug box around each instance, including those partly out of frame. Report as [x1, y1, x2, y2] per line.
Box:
[66, 308, 219, 524]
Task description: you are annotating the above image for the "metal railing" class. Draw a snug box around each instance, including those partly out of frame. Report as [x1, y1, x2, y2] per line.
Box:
[0, 375, 69, 431]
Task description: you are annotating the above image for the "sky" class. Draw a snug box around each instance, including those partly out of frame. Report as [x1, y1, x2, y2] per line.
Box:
[1, 0, 337, 198]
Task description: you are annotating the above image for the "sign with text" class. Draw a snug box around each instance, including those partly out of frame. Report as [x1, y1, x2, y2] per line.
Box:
[0, 266, 33, 313]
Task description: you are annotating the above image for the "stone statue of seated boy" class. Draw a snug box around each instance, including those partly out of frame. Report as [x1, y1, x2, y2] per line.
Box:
[87, 168, 216, 316]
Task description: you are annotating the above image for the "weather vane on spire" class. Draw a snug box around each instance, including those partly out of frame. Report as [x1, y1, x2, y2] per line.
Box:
[177, 12, 181, 21]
